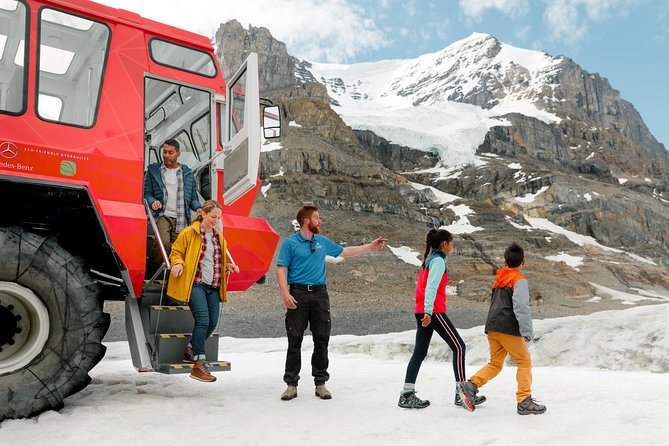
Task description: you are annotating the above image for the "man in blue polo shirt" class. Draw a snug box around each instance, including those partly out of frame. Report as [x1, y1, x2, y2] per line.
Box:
[277, 205, 386, 401]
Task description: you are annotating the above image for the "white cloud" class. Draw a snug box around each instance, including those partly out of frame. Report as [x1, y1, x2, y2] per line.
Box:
[458, 0, 529, 21]
[95, 0, 389, 63]
[543, 1, 587, 43]
[403, 0, 417, 17]
[428, 18, 451, 41]
[514, 24, 532, 40]
[543, 0, 642, 44]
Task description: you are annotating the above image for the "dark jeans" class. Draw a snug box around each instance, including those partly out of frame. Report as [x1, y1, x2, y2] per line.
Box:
[404, 312, 467, 384]
[189, 283, 220, 361]
[283, 287, 331, 386]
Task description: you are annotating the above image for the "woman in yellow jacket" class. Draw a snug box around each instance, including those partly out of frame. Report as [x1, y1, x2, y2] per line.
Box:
[168, 199, 239, 382]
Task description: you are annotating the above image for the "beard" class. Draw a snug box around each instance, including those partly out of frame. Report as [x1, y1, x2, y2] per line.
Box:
[308, 221, 320, 234]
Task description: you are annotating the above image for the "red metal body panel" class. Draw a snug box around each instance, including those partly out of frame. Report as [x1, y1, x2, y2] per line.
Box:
[222, 213, 279, 291]
[218, 172, 262, 216]
[1, 0, 278, 298]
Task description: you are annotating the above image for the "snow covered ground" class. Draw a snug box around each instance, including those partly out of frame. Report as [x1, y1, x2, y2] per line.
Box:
[1, 304, 668, 445]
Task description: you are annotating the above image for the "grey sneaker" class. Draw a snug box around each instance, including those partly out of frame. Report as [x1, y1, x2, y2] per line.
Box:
[315, 384, 332, 400]
[456, 381, 477, 412]
[281, 385, 298, 401]
[517, 396, 546, 415]
[455, 392, 486, 407]
[398, 391, 430, 409]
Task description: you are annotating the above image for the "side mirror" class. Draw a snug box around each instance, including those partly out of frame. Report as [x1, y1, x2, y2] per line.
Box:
[263, 105, 281, 139]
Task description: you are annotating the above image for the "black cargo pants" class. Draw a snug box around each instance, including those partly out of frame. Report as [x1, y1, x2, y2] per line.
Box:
[283, 285, 332, 386]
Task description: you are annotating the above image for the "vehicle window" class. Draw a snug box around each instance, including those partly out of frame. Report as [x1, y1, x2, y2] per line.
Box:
[172, 131, 197, 165]
[191, 113, 210, 160]
[0, 0, 27, 114]
[160, 92, 180, 119]
[149, 39, 216, 78]
[218, 101, 225, 147]
[145, 108, 165, 132]
[36, 8, 110, 127]
[229, 68, 247, 140]
[223, 139, 248, 193]
[144, 77, 212, 170]
[37, 93, 62, 120]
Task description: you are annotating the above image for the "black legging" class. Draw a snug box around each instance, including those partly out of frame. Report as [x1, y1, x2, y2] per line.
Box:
[404, 312, 467, 384]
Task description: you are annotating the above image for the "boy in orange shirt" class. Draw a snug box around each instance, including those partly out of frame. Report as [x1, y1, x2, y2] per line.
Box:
[462, 243, 546, 415]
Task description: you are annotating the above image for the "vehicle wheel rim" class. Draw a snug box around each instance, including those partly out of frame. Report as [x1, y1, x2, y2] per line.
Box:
[0, 282, 50, 375]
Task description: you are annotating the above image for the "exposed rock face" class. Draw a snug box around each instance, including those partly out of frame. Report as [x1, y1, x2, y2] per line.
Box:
[214, 23, 669, 319]
[257, 83, 432, 221]
[354, 130, 440, 172]
[479, 114, 570, 165]
[548, 58, 666, 159]
[215, 20, 314, 94]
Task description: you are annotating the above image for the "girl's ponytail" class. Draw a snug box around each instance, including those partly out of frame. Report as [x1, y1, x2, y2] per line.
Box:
[420, 228, 453, 268]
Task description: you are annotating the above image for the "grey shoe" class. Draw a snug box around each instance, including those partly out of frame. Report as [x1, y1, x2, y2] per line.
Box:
[517, 396, 546, 415]
[455, 392, 486, 407]
[281, 385, 298, 401]
[398, 390, 430, 409]
[456, 381, 477, 412]
[315, 384, 332, 400]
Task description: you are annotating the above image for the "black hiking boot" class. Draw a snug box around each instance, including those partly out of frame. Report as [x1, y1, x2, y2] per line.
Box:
[398, 390, 430, 409]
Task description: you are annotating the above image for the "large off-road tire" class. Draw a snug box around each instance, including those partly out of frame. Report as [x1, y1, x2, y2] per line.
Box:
[0, 226, 110, 420]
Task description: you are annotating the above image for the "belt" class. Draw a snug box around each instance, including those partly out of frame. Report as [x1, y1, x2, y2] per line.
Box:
[290, 284, 326, 292]
[196, 282, 219, 290]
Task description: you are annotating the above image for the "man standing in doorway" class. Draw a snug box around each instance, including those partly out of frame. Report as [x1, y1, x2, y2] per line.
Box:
[143, 139, 202, 262]
[277, 205, 386, 401]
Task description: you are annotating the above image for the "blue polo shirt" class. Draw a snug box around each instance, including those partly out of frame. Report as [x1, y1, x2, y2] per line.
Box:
[277, 232, 344, 285]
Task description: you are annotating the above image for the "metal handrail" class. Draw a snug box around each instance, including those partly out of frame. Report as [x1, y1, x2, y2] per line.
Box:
[144, 199, 171, 271]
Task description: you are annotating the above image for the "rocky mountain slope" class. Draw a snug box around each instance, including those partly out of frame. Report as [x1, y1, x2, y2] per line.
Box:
[214, 21, 669, 329]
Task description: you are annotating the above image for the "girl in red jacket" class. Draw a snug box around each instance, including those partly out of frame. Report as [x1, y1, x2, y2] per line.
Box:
[398, 228, 484, 412]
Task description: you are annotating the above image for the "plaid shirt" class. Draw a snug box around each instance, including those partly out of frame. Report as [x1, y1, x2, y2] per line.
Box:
[194, 227, 222, 288]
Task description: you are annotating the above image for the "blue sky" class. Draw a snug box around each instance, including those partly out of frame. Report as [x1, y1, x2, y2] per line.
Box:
[98, 0, 669, 150]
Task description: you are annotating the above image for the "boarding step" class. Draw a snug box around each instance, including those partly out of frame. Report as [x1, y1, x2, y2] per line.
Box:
[154, 360, 231, 375]
[148, 305, 193, 333]
[153, 333, 219, 364]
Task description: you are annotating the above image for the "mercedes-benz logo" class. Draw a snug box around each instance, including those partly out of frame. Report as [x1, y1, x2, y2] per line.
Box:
[0, 142, 19, 159]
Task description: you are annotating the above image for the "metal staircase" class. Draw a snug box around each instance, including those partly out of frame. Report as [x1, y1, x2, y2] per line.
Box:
[126, 283, 231, 374]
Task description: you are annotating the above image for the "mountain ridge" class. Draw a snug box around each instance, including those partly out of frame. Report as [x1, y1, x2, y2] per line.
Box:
[214, 21, 669, 320]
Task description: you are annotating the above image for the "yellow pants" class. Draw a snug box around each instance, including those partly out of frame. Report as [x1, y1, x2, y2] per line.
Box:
[469, 331, 532, 402]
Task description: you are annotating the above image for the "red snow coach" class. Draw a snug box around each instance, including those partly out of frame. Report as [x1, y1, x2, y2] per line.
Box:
[0, 0, 281, 420]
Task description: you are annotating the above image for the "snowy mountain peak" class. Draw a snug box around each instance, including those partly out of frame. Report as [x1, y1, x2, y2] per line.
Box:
[307, 34, 564, 166]
[395, 32, 562, 109]
[310, 32, 562, 113]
